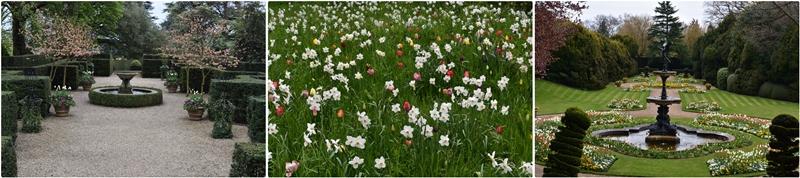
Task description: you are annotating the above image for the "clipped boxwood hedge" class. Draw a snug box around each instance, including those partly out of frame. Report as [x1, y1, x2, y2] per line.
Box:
[229, 142, 266, 177]
[177, 66, 217, 93]
[1, 136, 16, 177]
[228, 62, 266, 73]
[208, 76, 266, 124]
[1, 92, 19, 143]
[0, 54, 49, 67]
[1, 75, 51, 117]
[248, 96, 266, 143]
[717, 67, 729, 90]
[88, 86, 163, 107]
[141, 59, 172, 78]
[31, 61, 81, 89]
[91, 58, 114, 76]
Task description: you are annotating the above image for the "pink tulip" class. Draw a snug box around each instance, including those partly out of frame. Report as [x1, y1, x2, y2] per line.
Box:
[464, 71, 470, 78]
[413, 73, 421, 81]
[397, 50, 403, 57]
[445, 88, 453, 95]
[301, 90, 309, 98]
[403, 102, 411, 112]
[268, 94, 275, 101]
[367, 69, 375, 75]
[387, 86, 394, 92]
[285, 161, 300, 177]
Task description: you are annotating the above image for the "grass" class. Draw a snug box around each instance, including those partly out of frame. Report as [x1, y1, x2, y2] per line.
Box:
[680, 89, 798, 119]
[535, 80, 650, 115]
[268, 1, 533, 177]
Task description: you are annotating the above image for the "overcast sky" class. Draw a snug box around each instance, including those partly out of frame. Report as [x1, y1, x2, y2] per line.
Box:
[151, 1, 170, 25]
[580, 1, 707, 25]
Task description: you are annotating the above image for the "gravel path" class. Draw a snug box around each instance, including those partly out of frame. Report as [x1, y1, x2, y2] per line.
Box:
[14, 71, 250, 176]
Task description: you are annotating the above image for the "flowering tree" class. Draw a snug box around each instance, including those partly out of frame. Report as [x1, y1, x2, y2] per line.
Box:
[534, 1, 587, 78]
[159, 15, 239, 94]
[23, 10, 98, 86]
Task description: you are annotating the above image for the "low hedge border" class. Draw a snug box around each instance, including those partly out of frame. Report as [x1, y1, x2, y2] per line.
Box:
[228, 62, 266, 73]
[208, 75, 266, 124]
[88, 86, 163, 107]
[247, 96, 266, 143]
[1, 54, 49, 67]
[2, 136, 16, 177]
[584, 120, 753, 159]
[229, 142, 266, 177]
[0, 75, 51, 117]
[141, 59, 172, 78]
[1, 92, 19, 143]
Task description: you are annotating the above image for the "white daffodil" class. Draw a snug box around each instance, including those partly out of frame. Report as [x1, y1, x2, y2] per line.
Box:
[307, 123, 317, 135]
[439, 134, 450, 146]
[421, 125, 433, 137]
[500, 158, 512, 173]
[355, 72, 363, 79]
[374, 156, 386, 169]
[501, 106, 509, 115]
[392, 104, 401, 113]
[303, 133, 312, 147]
[349, 156, 365, 169]
[268, 123, 278, 134]
[401, 125, 414, 138]
[488, 151, 498, 167]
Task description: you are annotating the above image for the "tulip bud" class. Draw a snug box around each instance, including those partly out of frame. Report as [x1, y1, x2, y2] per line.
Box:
[405, 140, 412, 146]
[497, 126, 503, 134]
[337, 109, 344, 118]
[276, 106, 284, 116]
[310, 89, 316, 96]
[403, 102, 411, 112]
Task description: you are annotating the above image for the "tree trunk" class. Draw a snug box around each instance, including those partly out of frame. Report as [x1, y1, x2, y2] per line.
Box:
[12, 13, 31, 55]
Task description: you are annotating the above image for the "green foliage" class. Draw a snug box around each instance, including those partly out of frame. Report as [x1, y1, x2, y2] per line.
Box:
[728, 69, 766, 96]
[768, 25, 799, 100]
[232, 2, 266, 62]
[129, 60, 142, 70]
[1, 75, 51, 117]
[548, 23, 636, 90]
[184, 90, 207, 111]
[208, 76, 266, 124]
[91, 58, 113, 76]
[50, 87, 76, 107]
[1, 136, 16, 177]
[211, 97, 234, 139]
[103, 2, 165, 59]
[87, 86, 163, 107]
[611, 34, 639, 59]
[20, 107, 42, 133]
[716, 67, 729, 90]
[164, 71, 180, 86]
[227, 62, 266, 73]
[1, 92, 19, 143]
[141, 59, 172, 78]
[767, 114, 799, 177]
[543, 107, 591, 177]
[247, 96, 266, 143]
[229, 142, 266, 177]
[1, 30, 12, 56]
[758, 82, 796, 102]
[0, 54, 49, 67]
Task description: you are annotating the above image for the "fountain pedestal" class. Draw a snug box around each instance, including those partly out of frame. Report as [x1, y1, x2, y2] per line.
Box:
[116, 72, 137, 94]
[645, 71, 682, 143]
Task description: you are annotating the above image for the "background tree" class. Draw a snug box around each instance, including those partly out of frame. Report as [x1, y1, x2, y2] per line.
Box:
[232, 2, 265, 62]
[23, 11, 98, 85]
[703, 1, 751, 27]
[766, 114, 799, 177]
[610, 34, 639, 59]
[534, 1, 587, 78]
[543, 107, 591, 177]
[682, 19, 705, 55]
[100, 2, 165, 59]
[618, 14, 653, 58]
[647, 1, 688, 66]
[584, 14, 622, 37]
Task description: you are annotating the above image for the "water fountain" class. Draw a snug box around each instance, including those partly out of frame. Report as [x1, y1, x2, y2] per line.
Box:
[591, 39, 734, 150]
[88, 72, 163, 107]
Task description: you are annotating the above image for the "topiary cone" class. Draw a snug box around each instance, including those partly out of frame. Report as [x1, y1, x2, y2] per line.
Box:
[767, 114, 799, 177]
[543, 107, 591, 177]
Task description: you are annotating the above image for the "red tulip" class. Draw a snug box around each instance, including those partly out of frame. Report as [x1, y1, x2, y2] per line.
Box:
[415, 27, 419, 32]
[464, 71, 470, 78]
[497, 126, 503, 134]
[367, 69, 375, 75]
[403, 102, 411, 112]
[272, 81, 279, 89]
[397, 50, 403, 57]
[447, 70, 454, 77]
[497, 48, 502, 54]
[413, 73, 421, 81]
[405, 140, 412, 146]
[287, 60, 292, 66]
[337, 109, 344, 118]
[268, 94, 275, 102]
[341, 41, 346, 47]
[496, 30, 502, 36]
[397, 62, 404, 68]
[415, 11, 418, 16]
[276, 106, 284, 116]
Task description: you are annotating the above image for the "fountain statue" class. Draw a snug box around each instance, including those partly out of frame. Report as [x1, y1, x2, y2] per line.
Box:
[645, 38, 682, 143]
[116, 72, 138, 94]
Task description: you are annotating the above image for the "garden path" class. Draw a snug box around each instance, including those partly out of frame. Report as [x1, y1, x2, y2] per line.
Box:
[14, 71, 250, 176]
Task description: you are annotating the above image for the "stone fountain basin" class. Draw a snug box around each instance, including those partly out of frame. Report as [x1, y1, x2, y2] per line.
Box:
[591, 124, 735, 151]
[88, 86, 163, 107]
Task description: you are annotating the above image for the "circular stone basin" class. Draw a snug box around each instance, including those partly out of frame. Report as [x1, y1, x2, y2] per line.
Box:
[88, 86, 163, 107]
[592, 124, 734, 151]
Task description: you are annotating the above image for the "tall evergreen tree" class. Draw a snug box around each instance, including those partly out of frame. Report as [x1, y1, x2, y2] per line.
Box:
[647, 1, 688, 66]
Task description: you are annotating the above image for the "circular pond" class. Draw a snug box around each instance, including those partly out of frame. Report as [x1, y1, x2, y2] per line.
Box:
[592, 124, 735, 151]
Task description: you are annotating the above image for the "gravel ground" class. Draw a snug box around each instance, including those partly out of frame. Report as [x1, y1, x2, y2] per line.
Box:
[14, 71, 250, 176]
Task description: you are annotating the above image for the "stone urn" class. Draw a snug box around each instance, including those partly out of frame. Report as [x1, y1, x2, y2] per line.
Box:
[54, 105, 70, 117]
[167, 85, 178, 93]
[187, 107, 204, 121]
[82, 83, 92, 91]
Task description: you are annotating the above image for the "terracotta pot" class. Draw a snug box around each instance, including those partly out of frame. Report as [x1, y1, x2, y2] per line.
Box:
[54, 105, 70, 117]
[82, 84, 92, 91]
[623, 79, 628, 83]
[706, 86, 711, 90]
[616, 83, 622, 87]
[167, 85, 178, 93]
[187, 107, 204, 121]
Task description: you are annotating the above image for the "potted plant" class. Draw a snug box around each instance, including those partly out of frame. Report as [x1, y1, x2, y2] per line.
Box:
[50, 85, 76, 117]
[535, 106, 539, 118]
[701, 79, 707, 85]
[705, 83, 712, 90]
[622, 77, 628, 83]
[184, 89, 207, 121]
[79, 71, 95, 91]
[615, 80, 623, 87]
[163, 70, 180, 93]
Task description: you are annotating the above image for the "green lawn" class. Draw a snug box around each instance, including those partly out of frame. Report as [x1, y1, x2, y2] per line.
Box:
[535, 80, 650, 115]
[680, 90, 798, 119]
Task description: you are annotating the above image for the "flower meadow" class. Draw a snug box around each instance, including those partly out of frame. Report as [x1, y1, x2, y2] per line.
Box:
[267, 2, 533, 176]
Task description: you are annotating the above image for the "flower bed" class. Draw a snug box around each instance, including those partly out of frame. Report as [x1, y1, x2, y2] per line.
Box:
[693, 112, 772, 139]
[706, 143, 768, 176]
[607, 98, 644, 110]
[642, 81, 685, 88]
[586, 110, 634, 125]
[685, 100, 721, 111]
[623, 84, 650, 92]
[679, 86, 706, 93]
[581, 145, 617, 172]
[534, 119, 617, 171]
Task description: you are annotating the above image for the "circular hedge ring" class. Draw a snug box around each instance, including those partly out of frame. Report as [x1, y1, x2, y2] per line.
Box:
[88, 86, 163, 107]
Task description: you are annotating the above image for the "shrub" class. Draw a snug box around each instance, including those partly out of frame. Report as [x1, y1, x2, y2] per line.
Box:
[208, 76, 266, 124]
[129, 60, 142, 70]
[1, 75, 51, 117]
[88, 86, 163, 107]
[729, 69, 766, 96]
[211, 97, 234, 139]
[229, 142, 266, 177]
[716, 67, 729, 90]
[228, 62, 266, 73]
[543, 107, 591, 177]
[0, 54, 49, 67]
[610, 34, 639, 59]
[758, 82, 796, 102]
[766, 114, 799, 177]
[20, 106, 43, 133]
[1, 92, 19, 143]
[1, 136, 16, 177]
[141, 59, 170, 78]
[90, 58, 113, 76]
[248, 96, 266, 143]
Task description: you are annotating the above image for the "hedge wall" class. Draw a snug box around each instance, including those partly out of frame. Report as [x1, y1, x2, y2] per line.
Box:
[0, 54, 49, 67]
[728, 69, 766, 96]
[208, 75, 266, 124]
[229, 142, 266, 177]
[141, 59, 172, 78]
[758, 82, 797, 102]
[248, 96, 266, 143]
[88, 86, 164, 107]
[1, 75, 51, 117]
[1, 92, 19, 143]
[34, 63, 80, 89]
[112, 60, 138, 71]
[90, 53, 113, 59]
[178, 66, 217, 93]
[228, 62, 266, 73]
[91, 58, 114, 76]
[1, 136, 16, 177]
